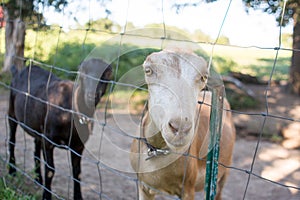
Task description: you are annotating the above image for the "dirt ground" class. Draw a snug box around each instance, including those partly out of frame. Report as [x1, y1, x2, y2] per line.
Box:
[0, 83, 299, 200]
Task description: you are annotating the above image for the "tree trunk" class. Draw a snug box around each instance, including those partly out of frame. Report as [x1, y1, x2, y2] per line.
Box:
[290, 20, 300, 95]
[2, 8, 25, 73]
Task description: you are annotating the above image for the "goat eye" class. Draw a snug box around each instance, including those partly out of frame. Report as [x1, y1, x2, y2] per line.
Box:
[144, 67, 153, 76]
[200, 75, 208, 82]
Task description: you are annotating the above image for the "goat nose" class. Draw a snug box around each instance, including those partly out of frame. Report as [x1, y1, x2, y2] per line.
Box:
[168, 118, 192, 135]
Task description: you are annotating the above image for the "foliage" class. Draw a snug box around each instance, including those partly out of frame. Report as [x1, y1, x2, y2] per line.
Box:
[46, 42, 96, 79]
[46, 42, 158, 81]
[242, 0, 298, 26]
[0, 159, 40, 200]
[191, 29, 230, 44]
[225, 86, 259, 110]
[172, 0, 218, 13]
[3, 0, 68, 26]
[216, 36, 230, 45]
[143, 23, 229, 45]
[0, 181, 35, 200]
[2, 0, 110, 30]
[173, 0, 296, 26]
[192, 29, 213, 42]
[111, 47, 159, 82]
[86, 18, 121, 33]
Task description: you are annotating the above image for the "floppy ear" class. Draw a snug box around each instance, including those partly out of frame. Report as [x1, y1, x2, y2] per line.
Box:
[102, 65, 113, 81]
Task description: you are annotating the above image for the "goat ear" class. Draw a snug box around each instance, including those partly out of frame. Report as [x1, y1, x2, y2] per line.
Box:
[103, 66, 113, 80]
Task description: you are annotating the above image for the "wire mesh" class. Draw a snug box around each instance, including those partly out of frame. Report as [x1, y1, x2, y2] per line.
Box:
[0, 0, 299, 200]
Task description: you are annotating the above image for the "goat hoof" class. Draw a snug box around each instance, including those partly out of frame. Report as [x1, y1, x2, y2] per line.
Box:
[8, 167, 16, 176]
[74, 193, 83, 200]
[42, 191, 52, 200]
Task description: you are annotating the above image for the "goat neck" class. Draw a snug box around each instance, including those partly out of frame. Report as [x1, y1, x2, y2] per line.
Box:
[141, 111, 172, 160]
[73, 86, 95, 135]
[73, 85, 95, 117]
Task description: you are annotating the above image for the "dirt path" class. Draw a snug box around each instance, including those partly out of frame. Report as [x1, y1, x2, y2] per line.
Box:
[0, 84, 299, 199]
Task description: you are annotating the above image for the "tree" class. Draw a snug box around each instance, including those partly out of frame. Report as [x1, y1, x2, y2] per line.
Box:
[2, 0, 68, 72]
[242, 0, 300, 95]
[174, 0, 300, 95]
[192, 29, 213, 42]
[86, 18, 121, 32]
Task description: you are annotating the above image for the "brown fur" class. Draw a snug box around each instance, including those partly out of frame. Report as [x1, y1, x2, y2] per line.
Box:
[131, 91, 236, 200]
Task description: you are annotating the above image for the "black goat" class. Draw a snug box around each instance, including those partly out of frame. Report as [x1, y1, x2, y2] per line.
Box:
[8, 58, 112, 200]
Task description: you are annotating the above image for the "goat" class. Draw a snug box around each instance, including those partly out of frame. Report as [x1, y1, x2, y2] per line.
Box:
[130, 50, 236, 200]
[8, 58, 112, 200]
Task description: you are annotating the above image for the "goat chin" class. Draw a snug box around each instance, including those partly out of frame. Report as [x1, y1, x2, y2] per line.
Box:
[162, 130, 194, 151]
[164, 139, 193, 152]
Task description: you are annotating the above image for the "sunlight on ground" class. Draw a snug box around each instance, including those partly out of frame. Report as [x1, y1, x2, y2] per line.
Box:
[290, 106, 300, 116]
[259, 146, 300, 195]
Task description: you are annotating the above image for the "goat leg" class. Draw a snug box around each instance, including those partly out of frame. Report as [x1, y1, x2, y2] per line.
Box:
[71, 146, 84, 200]
[138, 182, 155, 200]
[42, 145, 55, 200]
[34, 138, 43, 184]
[8, 116, 17, 175]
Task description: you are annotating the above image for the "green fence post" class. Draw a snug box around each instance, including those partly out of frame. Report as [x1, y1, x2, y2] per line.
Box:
[205, 85, 224, 200]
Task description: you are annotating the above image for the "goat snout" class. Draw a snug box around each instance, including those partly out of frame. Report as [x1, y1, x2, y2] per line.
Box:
[168, 118, 192, 135]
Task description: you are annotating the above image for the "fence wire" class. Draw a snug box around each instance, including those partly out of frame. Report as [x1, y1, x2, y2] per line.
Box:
[0, 0, 299, 200]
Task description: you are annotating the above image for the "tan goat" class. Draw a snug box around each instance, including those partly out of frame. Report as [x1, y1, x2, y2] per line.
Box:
[130, 49, 236, 200]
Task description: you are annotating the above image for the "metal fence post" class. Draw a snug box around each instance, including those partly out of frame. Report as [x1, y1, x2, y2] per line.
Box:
[205, 85, 224, 200]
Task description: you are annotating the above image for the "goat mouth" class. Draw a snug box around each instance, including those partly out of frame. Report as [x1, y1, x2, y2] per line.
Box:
[164, 133, 191, 149]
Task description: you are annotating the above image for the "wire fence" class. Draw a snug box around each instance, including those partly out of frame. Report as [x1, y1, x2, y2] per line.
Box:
[0, 0, 299, 199]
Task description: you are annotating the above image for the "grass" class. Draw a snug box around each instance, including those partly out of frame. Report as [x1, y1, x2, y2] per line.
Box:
[243, 57, 291, 81]
[198, 44, 291, 109]
[201, 44, 291, 81]
[0, 178, 36, 200]
[0, 159, 41, 200]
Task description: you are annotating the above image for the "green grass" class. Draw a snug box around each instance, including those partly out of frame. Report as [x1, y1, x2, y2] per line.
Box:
[0, 159, 40, 200]
[0, 178, 36, 200]
[243, 57, 290, 81]
[201, 44, 291, 81]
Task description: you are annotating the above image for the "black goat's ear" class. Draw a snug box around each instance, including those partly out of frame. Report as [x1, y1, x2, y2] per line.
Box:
[103, 66, 113, 80]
